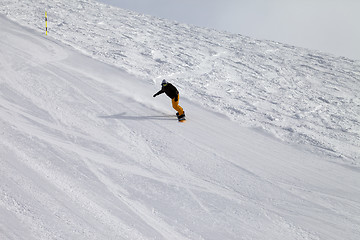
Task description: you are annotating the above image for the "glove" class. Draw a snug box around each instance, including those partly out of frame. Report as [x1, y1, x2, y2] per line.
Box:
[174, 96, 178, 102]
[153, 94, 157, 97]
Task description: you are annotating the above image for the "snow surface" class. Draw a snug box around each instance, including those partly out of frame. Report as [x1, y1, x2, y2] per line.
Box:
[1, 0, 359, 164]
[0, 0, 360, 239]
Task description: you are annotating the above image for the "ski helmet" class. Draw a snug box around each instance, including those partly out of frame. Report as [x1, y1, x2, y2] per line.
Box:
[161, 79, 167, 86]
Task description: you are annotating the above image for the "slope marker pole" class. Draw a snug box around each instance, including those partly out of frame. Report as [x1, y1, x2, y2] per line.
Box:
[45, 11, 48, 35]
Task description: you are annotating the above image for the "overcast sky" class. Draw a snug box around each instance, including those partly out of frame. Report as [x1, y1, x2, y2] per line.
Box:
[96, 0, 360, 60]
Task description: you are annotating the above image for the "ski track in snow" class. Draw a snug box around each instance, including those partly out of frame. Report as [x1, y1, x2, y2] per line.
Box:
[0, 0, 359, 165]
[0, 1, 360, 240]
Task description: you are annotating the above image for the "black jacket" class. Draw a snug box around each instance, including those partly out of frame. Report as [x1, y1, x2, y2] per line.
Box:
[153, 83, 179, 100]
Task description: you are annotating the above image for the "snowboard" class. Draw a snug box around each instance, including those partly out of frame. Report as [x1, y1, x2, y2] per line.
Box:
[178, 118, 186, 122]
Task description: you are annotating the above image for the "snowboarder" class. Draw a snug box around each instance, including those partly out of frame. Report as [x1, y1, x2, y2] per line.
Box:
[153, 79, 185, 121]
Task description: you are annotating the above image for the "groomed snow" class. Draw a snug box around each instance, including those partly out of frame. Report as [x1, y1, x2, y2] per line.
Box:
[0, 1, 360, 240]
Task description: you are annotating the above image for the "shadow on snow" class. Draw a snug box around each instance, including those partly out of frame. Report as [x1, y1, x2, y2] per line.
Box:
[98, 112, 176, 121]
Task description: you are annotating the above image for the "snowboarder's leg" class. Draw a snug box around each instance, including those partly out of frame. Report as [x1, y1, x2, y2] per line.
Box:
[172, 95, 184, 116]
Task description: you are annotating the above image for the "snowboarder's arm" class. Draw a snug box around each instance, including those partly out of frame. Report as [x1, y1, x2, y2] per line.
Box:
[153, 89, 164, 97]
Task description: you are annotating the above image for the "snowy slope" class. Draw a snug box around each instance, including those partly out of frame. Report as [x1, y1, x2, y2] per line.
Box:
[1, 1, 360, 240]
[1, 0, 359, 165]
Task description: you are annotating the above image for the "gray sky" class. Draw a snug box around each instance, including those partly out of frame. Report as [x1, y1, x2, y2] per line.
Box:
[97, 0, 360, 60]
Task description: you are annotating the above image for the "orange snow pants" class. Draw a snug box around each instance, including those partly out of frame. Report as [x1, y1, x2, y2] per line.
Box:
[172, 94, 184, 115]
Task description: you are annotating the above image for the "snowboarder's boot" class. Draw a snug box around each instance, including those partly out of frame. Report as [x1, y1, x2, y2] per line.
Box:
[177, 111, 186, 121]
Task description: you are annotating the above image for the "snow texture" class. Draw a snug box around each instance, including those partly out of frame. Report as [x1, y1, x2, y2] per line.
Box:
[0, 0, 360, 240]
[1, 0, 359, 164]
